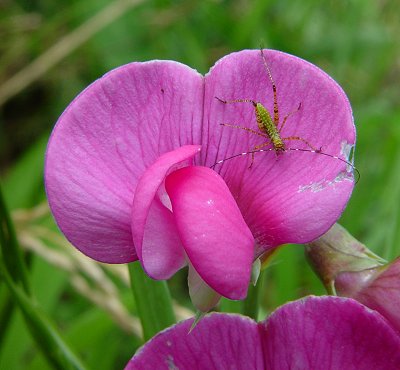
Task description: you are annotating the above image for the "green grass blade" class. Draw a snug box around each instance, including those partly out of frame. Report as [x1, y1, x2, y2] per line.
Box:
[0, 286, 15, 349]
[128, 262, 175, 341]
[382, 147, 400, 260]
[0, 257, 87, 370]
[0, 182, 31, 294]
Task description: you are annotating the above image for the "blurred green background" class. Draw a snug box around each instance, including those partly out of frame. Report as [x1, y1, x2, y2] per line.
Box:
[1, 0, 399, 368]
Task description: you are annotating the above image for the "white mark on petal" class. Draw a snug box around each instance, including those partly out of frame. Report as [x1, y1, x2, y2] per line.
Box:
[157, 183, 173, 211]
[298, 172, 353, 193]
[166, 354, 179, 370]
[341, 140, 356, 173]
[298, 140, 356, 193]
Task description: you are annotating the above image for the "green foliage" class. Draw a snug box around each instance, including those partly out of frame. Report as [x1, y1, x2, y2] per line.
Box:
[1, 0, 399, 368]
[128, 263, 175, 341]
[0, 186, 85, 369]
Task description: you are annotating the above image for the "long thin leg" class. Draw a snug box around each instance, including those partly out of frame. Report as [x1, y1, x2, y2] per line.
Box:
[282, 136, 319, 151]
[249, 141, 273, 168]
[260, 49, 279, 126]
[279, 103, 301, 133]
[215, 97, 256, 105]
[220, 123, 269, 139]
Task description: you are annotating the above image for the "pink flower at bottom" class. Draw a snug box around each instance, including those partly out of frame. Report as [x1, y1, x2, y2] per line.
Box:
[45, 50, 356, 307]
[126, 296, 400, 370]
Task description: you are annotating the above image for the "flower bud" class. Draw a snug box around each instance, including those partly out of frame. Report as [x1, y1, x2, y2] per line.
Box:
[305, 223, 386, 295]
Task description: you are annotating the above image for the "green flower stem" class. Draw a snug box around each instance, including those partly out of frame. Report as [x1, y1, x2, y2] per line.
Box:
[242, 270, 264, 321]
[128, 262, 175, 342]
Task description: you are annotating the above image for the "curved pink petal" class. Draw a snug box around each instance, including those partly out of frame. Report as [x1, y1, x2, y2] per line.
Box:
[165, 166, 254, 299]
[126, 313, 263, 370]
[203, 50, 355, 254]
[337, 257, 400, 333]
[45, 61, 203, 263]
[132, 145, 201, 279]
[261, 296, 400, 369]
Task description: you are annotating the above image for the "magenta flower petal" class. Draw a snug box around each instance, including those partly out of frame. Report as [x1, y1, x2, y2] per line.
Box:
[127, 296, 400, 369]
[126, 313, 263, 370]
[261, 296, 400, 369]
[45, 61, 203, 263]
[204, 50, 355, 253]
[165, 166, 254, 299]
[337, 257, 400, 333]
[137, 198, 185, 279]
[132, 145, 201, 279]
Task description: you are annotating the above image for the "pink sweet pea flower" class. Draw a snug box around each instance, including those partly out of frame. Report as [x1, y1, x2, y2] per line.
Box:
[45, 50, 355, 306]
[126, 295, 400, 370]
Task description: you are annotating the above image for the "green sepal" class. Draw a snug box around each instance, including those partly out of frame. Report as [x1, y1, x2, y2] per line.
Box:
[189, 310, 206, 333]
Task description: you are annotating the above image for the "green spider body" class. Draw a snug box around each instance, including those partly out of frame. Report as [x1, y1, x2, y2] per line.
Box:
[254, 102, 285, 152]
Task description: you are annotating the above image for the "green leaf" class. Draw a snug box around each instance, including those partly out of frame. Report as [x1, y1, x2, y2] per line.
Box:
[128, 262, 175, 341]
